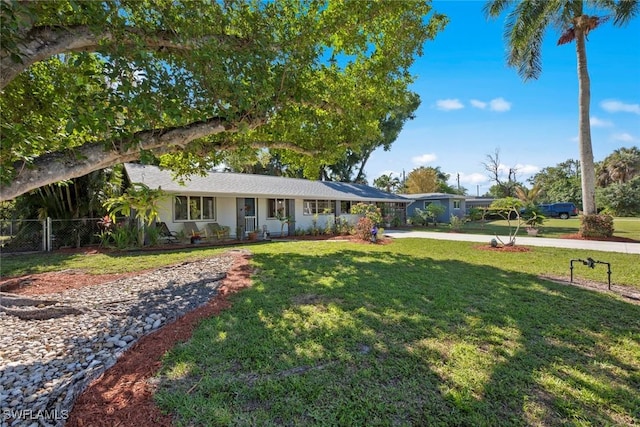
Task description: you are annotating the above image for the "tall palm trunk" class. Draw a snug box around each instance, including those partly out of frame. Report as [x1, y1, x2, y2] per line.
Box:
[575, 20, 597, 215]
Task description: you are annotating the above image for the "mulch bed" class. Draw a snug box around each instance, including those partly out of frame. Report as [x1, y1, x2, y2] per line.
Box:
[64, 251, 254, 427]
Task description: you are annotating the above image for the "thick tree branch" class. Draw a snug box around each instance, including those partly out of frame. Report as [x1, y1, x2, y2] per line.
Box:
[0, 117, 328, 201]
[1, 24, 248, 90]
[1, 118, 240, 201]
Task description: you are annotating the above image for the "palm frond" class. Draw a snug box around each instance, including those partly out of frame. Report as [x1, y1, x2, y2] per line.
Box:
[483, 0, 516, 18]
[613, 0, 639, 25]
[558, 27, 576, 44]
[506, 0, 553, 80]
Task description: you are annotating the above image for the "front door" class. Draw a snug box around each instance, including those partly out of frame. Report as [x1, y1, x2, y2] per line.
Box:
[243, 198, 257, 233]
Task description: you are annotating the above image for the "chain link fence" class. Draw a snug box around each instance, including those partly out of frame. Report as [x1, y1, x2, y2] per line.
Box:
[0, 218, 105, 254]
[0, 219, 46, 253]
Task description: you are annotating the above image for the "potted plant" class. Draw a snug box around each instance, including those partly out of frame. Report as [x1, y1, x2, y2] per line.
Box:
[523, 209, 545, 236]
[190, 231, 201, 244]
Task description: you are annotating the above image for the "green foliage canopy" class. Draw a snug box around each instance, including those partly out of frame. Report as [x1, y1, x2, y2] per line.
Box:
[0, 0, 448, 201]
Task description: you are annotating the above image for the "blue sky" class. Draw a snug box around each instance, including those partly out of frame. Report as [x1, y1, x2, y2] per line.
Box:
[365, 0, 640, 196]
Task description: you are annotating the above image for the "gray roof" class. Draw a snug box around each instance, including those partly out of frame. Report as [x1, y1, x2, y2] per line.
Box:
[400, 192, 466, 200]
[124, 163, 409, 203]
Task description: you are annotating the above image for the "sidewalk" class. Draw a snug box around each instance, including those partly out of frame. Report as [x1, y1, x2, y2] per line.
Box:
[384, 230, 640, 255]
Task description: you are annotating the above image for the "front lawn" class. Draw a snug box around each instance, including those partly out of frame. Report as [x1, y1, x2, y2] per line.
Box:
[420, 216, 640, 241]
[154, 240, 640, 426]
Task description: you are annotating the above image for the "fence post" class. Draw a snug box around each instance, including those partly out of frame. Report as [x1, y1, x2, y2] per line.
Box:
[46, 217, 52, 251]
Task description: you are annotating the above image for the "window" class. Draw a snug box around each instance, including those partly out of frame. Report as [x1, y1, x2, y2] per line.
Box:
[453, 200, 461, 209]
[175, 196, 188, 220]
[340, 201, 354, 213]
[174, 196, 216, 221]
[268, 199, 287, 218]
[423, 201, 432, 209]
[303, 199, 334, 215]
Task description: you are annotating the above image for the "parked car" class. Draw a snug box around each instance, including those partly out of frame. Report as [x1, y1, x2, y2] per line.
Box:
[539, 203, 578, 219]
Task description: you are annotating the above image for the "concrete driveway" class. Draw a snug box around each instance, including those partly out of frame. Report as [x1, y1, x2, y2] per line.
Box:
[384, 230, 640, 255]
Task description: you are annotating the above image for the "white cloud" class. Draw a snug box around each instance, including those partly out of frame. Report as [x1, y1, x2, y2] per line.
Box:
[457, 172, 488, 185]
[611, 132, 637, 142]
[590, 116, 614, 127]
[514, 164, 540, 175]
[411, 153, 438, 165]
[470, 99, 487, 109]
[496, 163, 511, 174]
[435, 99, 464, 111]
[489, 97, 512, 112]
[600, 99, 640, 115]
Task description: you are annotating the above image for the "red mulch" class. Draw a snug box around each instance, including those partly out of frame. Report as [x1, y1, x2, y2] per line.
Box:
[560, 233, 639, 243]
[63, 251, 253, 427]
[0, 271, 140, 295]
[272, 234, 392, 245]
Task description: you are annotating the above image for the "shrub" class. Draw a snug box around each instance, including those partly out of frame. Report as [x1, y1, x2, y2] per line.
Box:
[354, 217, 375, 241]
[579, 214, 614, 238]
[350, 203, 383, 225]
[468, 207, 484, 221]
[334, 217, 352, 235]
[409, 212, 426, 226]
[449, 215, 466, 231]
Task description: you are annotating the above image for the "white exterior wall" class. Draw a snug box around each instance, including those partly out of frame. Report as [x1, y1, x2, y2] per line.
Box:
[157, 194, 365, 238]
[256, 198, 286, 237]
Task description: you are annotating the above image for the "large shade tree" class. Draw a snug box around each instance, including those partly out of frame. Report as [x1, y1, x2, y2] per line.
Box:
[529, 159, 582, 205]
[484, 0, 638, 215]
[596, 146, 640, 186]
[404, 166, 452, 194]
[0, 0, 448, 201]
[320, 92, 421, 184]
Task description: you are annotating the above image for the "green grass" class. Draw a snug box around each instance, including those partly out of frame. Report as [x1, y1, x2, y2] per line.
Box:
[2, 239, 639, 425]
[149, 240, 639, 426]
[423, 217, 640, 241]
[0, 246, 232, 278]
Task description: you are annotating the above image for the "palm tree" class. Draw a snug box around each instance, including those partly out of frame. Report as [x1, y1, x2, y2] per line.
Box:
[515, 183, 543, 204]
[373, 173, 402, 193]
[601, 147, 640, 185]
[484, 0, 639, 215]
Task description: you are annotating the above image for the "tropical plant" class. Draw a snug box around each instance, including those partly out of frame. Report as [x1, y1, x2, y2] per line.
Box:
[414, 204, 446, 227]
[103, 184, 166, 226]
[522, 207, 546, 230]
[449, 214, 467, 232]
[597, 176, 640, 216]
[373, 174, 402, 194]
[488, 197, 525, 246]
[515, 184, 543, 204]
[484, 0, 639, 216]
[596, 146, 640, 187]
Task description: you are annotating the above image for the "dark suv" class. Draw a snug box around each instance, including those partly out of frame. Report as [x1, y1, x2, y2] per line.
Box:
[539, 203, 578, 220]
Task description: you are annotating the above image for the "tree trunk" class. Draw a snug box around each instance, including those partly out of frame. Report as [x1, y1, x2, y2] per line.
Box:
[0, 292, 86, 320]
[575, 24, 597, 215]
[0, 116, 300, 201]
